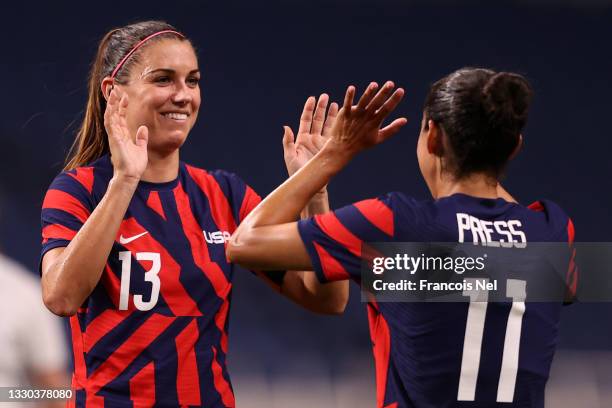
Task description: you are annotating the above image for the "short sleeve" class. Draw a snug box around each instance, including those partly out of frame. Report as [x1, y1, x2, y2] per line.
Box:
[297, 193, 398, 284]
[41, 169, 95, 262]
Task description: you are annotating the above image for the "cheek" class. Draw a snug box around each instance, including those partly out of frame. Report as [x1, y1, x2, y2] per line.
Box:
[192, 91, 202, 111]
[190, 92, 202, 123]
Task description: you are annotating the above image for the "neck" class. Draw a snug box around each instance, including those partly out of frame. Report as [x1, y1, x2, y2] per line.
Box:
[434, 172, 498, 200]
[141, 149, 180, 183]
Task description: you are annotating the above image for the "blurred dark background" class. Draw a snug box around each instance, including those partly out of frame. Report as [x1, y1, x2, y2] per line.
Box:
[1, 1, 611, 406]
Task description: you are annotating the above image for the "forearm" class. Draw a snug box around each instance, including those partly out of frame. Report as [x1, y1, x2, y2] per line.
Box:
[42, 176, 138, 316]
[235, 144, 346, 237]
[228, 143, 349, 269]
[301, 190, 330, 218]
[287, 188, 348, 314]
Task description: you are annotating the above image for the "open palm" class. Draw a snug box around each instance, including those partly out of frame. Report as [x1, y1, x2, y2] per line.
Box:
[283, 94, 339, 177]
[104, 90, 149, 180]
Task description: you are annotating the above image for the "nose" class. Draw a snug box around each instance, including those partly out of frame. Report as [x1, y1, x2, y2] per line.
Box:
[171, 81, 193, 106]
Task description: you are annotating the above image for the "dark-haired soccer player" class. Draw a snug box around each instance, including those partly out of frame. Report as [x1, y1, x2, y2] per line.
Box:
[228, 69, 577, 407]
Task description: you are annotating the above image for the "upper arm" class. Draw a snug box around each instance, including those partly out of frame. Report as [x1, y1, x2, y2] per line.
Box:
[40, 170, 94, 269]
[295, 195, 398, 283]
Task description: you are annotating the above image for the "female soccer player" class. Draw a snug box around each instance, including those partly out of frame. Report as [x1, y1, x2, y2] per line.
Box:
[40, 21, 347, 406]
[228, 69, 576, 407]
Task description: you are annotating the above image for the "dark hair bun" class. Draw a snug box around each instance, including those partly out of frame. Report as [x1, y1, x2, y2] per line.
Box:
[423, 67, 533, 179]
[482, 72, 532, 132]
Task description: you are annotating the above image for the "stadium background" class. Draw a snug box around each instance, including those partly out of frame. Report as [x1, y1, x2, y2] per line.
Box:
[1, 1, 611, 406]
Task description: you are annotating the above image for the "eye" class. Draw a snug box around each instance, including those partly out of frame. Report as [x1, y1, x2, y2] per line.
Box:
[155, 76, 171, 85]
[187, 76, 200, 87]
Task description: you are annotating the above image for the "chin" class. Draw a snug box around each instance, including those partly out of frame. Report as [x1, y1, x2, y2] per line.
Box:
[149, 131, 188, 155]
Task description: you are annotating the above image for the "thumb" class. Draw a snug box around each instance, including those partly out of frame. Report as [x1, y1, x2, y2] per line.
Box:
[377, 117, 407, 144]
[282, 126, 295, 151]
[135, 125, 149, 148]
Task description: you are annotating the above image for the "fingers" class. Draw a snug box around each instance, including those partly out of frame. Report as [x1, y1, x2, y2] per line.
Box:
[322, 102, 339, 138]
[282, 126, 295, 150]
[310, 94, 329, 136]
[297, 96, 316, 137]
[103, 89, 119, 129]
[378, 117, 408, 143]
[355, 82, 379, 112]
[135, 125, 149, 148]
[117, 93, 129, 119]
[104, 89, 130, 142]
[366, 81, 395, 112]
[374, 88, 405, 122]
[342, 86, 356, 112]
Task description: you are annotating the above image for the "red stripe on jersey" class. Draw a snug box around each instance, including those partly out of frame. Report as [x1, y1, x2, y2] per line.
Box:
[88, 314, 175, 394]
[185, 165, 237, 231]
[42, 224, 77, 242]
[214, 296, 231, 353]
[354, 199, 394, 237]
[367, 304, 392, 408]
[175, 319, 201, 406]
[68, 167, 94, 194]
[146, 191, 167, 220]
[212, 346, 235, 407]
[118, 217, 202, 316]
[42, 189, 90, 223]
[130, 362, 156, 408]
[85, 392, 104, 406]
[313, 242, 351, 281]
[314, 212, 363, 258]
[239, 185, 261, 222]
[384, 403, 399, 408]
[84, 309, 134, 353]
[174, 183, 231, 299]
[69, 316, 87, 390]
[567, 218, 575, 244]
[566, 218, 578, 299]
[527, 201, 544, 212]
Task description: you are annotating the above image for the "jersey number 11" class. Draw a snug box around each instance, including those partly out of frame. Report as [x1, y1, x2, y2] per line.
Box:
[457, 278, 527, 403]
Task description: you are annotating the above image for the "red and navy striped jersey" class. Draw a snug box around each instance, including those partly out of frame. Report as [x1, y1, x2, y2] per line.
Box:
[297, 192, 576, 408]
[41, 155, 275, 407]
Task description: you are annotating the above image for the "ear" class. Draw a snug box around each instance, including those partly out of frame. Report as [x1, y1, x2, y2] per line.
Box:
[101, 77, 114, 101]
[509, 134, 523, 160]
[426, 120, 444, 157]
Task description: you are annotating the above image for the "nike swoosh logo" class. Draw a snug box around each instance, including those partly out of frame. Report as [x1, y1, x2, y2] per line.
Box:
[119, 231, 149, 245]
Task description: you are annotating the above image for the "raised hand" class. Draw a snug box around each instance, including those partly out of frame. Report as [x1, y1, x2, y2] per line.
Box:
[328, 81, 407, 158]
[283, 94, 339, 176]
[103, 89, 149, 181]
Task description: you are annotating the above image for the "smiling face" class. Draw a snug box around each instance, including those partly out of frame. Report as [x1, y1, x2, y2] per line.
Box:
[111, 38, 201, 156]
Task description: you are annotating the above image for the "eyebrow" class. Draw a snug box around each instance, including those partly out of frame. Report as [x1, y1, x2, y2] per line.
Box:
[143, 68, 200, 76]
